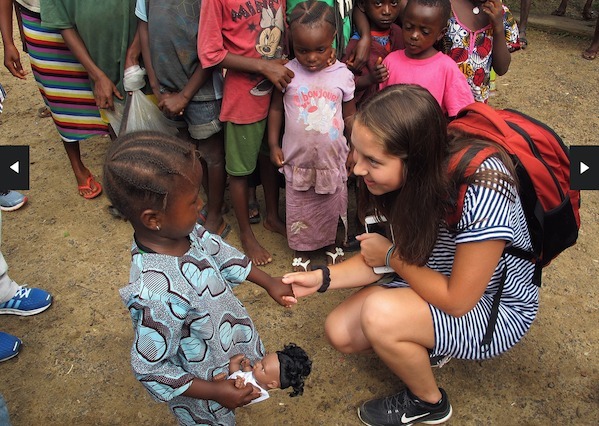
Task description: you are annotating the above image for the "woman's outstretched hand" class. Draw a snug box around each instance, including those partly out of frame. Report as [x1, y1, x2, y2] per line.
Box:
[281, 270, 323, 299]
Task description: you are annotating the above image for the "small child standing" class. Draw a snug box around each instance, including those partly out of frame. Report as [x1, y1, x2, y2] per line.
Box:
[342, 0, 405, 107]
[445, 0, 519, 103]
[135, 0, 228, 237]
[198, 0, 292, 267]
[226, 343, 312, 404]
[380, 0, 474, 118]
[268, 0, 356, 271]
[104, 131, 296, 426]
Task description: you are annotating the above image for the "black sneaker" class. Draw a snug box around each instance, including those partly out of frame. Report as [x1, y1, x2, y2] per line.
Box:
[358, 388, 452, 426]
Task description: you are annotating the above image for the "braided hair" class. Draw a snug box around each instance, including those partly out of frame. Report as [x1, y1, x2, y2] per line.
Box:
[103, 131, 199, 221]
[277, 343, 312, 397]
[288, 0, 336, 31]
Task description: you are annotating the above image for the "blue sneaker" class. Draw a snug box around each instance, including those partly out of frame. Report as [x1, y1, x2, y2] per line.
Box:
[0, 286, 52, 316]
[0, 332, 21, 362]
[0, 191, 27, 211]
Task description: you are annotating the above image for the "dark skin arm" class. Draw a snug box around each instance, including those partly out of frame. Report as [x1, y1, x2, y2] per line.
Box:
[345, 5, 371, 72]
[137, 20, 161, 99]
[220, 53, 293, 92]
[246, 264, 296, 307]
[159, 64, 211, 117]
[181, 376, 260, 409]
[0, 0, 26, 79]
[61, 28, 123, 109]
[482, 0, 511, 75]
[267, 89, 285, 167]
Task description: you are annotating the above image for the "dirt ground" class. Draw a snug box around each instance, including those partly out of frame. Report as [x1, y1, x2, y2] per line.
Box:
[0, 1, 598, 425]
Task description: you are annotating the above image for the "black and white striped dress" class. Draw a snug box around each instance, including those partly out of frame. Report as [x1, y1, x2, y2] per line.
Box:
[385, 157, 539, 360]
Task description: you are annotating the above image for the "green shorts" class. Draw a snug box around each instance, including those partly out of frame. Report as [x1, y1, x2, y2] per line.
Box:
[224, 120, 268, 176]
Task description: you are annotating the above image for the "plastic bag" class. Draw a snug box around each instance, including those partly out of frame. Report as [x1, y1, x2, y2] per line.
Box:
[105, 65, 177, 137]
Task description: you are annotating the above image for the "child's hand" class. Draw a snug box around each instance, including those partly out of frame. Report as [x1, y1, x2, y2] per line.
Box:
[482, 0, 504, 28]
[281, 270, 323, 298]
[346, 36, 371, 72]
[262, 59, 294, 91]
[356, 232, 393, 269]
[270, 146, 285, 167]
[159, 92, 188, 117]
[371, 57, 389, 84]
[213, 379, 260, 409]
[266, 277, 297, 307]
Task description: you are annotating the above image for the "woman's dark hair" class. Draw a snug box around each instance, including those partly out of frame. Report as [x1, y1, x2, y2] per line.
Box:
[356, 85, 450, 266]
[103, 131, 199, 221]
[288, 0, 336, 31]
[277, 343, 312, 397]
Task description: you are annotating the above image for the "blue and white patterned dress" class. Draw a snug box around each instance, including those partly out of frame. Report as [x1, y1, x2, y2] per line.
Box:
[385, 157, 539, 360]
[120, 224, 264, 426]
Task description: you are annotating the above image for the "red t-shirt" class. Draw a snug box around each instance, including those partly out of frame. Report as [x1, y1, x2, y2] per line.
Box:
[198, 0, 286, 124]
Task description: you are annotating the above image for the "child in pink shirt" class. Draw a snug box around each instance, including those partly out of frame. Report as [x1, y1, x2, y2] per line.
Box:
[380, 0, 473, 118]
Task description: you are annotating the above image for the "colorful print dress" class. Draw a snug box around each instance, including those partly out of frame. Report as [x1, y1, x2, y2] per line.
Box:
[444, 5, 519, 103]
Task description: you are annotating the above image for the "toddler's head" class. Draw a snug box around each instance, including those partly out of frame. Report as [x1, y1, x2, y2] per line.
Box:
[402, 0, 451, 58]
[288, 0, 337, 72]
[252, 343, 312, 397]
[103, 131, 202, 236]
[358, 0, 402, 32]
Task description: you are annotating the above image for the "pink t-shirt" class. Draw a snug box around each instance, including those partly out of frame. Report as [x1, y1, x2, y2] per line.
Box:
[281, 59, 354, 194]
[198, 0, 286, 124]
[380, 50, 474, 116]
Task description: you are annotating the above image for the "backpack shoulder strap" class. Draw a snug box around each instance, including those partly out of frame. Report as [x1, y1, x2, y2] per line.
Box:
[447, 144, 499, 226]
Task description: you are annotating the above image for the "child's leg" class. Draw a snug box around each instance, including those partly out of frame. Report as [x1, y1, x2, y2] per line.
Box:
[258, 151, 286, 237]
[181, 100, 228, 235]
[195, 131, 227, 234]
[225, 121, 272, 265]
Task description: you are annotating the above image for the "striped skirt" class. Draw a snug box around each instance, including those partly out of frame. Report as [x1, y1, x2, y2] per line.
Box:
[19, 7, 108, 142]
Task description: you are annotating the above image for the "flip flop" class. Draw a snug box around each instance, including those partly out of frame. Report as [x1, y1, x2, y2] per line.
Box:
[325, 247, 345, 265]
[292, 257, 311, 272]
[215, 220, 231, 239]
[78, 175, 102, 199]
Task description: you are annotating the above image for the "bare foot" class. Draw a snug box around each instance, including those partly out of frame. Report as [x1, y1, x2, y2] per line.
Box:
[582, 48, 598, 60]
[241, 233, 272, 266]
[263, 216, 287, 238]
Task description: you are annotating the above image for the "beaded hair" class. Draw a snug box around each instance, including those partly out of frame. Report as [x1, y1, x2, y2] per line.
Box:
[288, 0, 336, 30]
[103, 131, 199, 221]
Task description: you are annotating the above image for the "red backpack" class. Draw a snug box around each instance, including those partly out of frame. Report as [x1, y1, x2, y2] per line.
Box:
[447, 102, 581, 286]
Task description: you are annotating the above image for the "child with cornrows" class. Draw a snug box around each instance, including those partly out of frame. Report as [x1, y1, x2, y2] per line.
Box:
[104, 131, 295, 425]
[268, 0, 356, 271]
